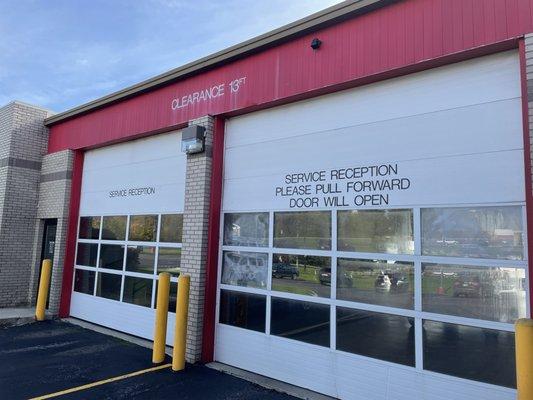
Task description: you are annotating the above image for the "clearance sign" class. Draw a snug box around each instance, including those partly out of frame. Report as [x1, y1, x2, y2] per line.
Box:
[171, 77, 246, 110]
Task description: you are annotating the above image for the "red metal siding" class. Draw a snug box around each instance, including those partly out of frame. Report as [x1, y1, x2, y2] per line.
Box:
[49, 0, 533, 152]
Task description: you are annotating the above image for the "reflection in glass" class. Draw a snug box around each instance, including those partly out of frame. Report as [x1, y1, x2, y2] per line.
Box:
[221, 251, 268, 289]
[270, 297, 330, 347]
[155, 280, 178, 312]
[74, 269, 95, 295]
[422, 264, 526, 323]
[219, 290, 266, 332]
[100, 244, 125, 270]
[421, 206, 523, 260]
[76, 243, 98, 267]
[337, 209, 414, 254]
[160, 214, 183, 243]
[101, 216, 127, 240]
[157, 248, 181, 276]
[337, 307, 415, 366]
[125, 246, 155, 274]
[123, 276, 153, 307]
[274, 211, 331, 250]
[223, 213, 269, 247]
[96, 272, 122, 300]
[337, 259, 414, 309]
[79, 216, 100, 239]
[272, 254, 330, 298]
[423, 320, 515, 388]
[129, 215, 158, 242]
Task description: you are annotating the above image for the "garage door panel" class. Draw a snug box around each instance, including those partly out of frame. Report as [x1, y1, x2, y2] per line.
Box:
[71, 131, 184, 343]
[224, 97, 522, 182]
[222, 150, 524, 211]
[217, 51, 523, 399]
[71, 293, 176, 346]
[225, 51, 520, 149]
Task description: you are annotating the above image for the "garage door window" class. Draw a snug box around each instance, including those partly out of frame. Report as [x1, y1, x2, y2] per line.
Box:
[101, 216, 126, 240]
[74, 213, 183, 310]
[218, 205, 527, 388]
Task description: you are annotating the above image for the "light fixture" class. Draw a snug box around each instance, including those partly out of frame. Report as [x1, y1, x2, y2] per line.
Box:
[181, 125, 206, 154]
[310, 38, 322, 50]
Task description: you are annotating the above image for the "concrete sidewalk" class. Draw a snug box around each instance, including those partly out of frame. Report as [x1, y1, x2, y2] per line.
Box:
[0, 307, 36, 327]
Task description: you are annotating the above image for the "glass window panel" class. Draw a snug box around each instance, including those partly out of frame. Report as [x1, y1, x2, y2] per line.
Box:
[100, 244, 125, 270]
[101, 216, 126, 240]
[337, 258, 414, 309]
[270, 297, 330, 347]
[125, 246, 155, 274]
[129, 215, 158, 242]
[95, 272, 122, 301]
[337, 209, 414, 254]
[272, 254, 330, 298]
[160, 214, 183, 243]
[123, 276, 153, 308]
[169, 281, 177, 313]
[422, 264, 527, 323]
[337, 307, 415, 366]
[221, 251, 268, 289]
[423, 320, 516, 388]
[78, 216, 100, 239]
[73, 269, 95, 295]
[219, 290, 266, 332]
[223, 213, 269, 247]
[274, 211, 331, 250]
[155, 280, 178, 312]
[421, 206, 523, 260]
[76, 243, 98, 267]
[157, 247, 181, 277]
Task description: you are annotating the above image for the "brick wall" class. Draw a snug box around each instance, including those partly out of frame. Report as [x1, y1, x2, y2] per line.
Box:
[181, 115, 214, 362]
[31, 150, 74, 314]
[0, 101, 50, 308]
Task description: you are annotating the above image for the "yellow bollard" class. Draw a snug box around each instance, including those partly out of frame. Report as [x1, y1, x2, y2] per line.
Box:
[35, 259, 52, 321]
[516, 318, 533, 400]
[152, 272, 171, 364]
[172, 274, 190, 371]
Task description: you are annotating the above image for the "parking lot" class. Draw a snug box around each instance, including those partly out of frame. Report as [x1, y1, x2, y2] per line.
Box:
[0, 320, 296, 400]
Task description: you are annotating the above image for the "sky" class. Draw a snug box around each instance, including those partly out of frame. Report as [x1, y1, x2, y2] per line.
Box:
[0, 0, 344, 113]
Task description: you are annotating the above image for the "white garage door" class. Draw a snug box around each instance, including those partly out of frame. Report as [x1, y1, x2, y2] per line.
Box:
[70, 131, 186, 345]
[215, 50, 528, 400]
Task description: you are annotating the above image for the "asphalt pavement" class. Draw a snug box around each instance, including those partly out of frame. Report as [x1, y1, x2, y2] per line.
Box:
[0, 320, 297, 400]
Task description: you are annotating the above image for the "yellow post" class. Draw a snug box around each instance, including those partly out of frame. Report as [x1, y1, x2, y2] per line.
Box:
[516, 318, 533, 400]
[35, 259, 52, 321]
[172, 274, 190, 371]
[152, 272, 171, 364]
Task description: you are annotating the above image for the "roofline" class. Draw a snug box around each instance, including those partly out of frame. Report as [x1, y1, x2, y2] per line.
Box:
[45, 0, 395, 126]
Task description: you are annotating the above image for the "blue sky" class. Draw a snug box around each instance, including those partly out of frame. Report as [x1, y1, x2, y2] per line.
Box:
[0, 0, 343, 112]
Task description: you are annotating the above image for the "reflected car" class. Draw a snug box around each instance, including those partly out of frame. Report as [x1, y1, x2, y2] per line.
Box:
[319, 268, 353, 287]
[272, 263, 299, 279]
[374, 272, 409, 292]
[453, 273, 482, 297]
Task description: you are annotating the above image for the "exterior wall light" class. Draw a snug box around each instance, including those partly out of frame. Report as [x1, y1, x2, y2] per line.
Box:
[310, 38, 322, 50]
[181, 125, 206, 154]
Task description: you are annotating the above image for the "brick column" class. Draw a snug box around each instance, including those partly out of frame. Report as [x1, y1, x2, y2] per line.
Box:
[31, 150, 75, 315]
[181, 115, 214, 363]
[0, 101, 50, 308]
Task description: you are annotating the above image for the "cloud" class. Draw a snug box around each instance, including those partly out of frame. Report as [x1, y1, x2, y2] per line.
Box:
[0, 0, 344, 112]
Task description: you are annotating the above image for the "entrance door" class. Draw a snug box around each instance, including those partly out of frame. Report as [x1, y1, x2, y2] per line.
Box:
[38, 219, 57, 307]
[41, 219, 57, 264]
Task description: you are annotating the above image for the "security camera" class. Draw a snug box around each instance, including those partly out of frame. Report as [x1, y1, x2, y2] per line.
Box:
[310, 38, 322, 50]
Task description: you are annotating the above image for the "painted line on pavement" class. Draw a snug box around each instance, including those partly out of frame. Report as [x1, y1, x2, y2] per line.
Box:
[30, 363, 172, 399]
